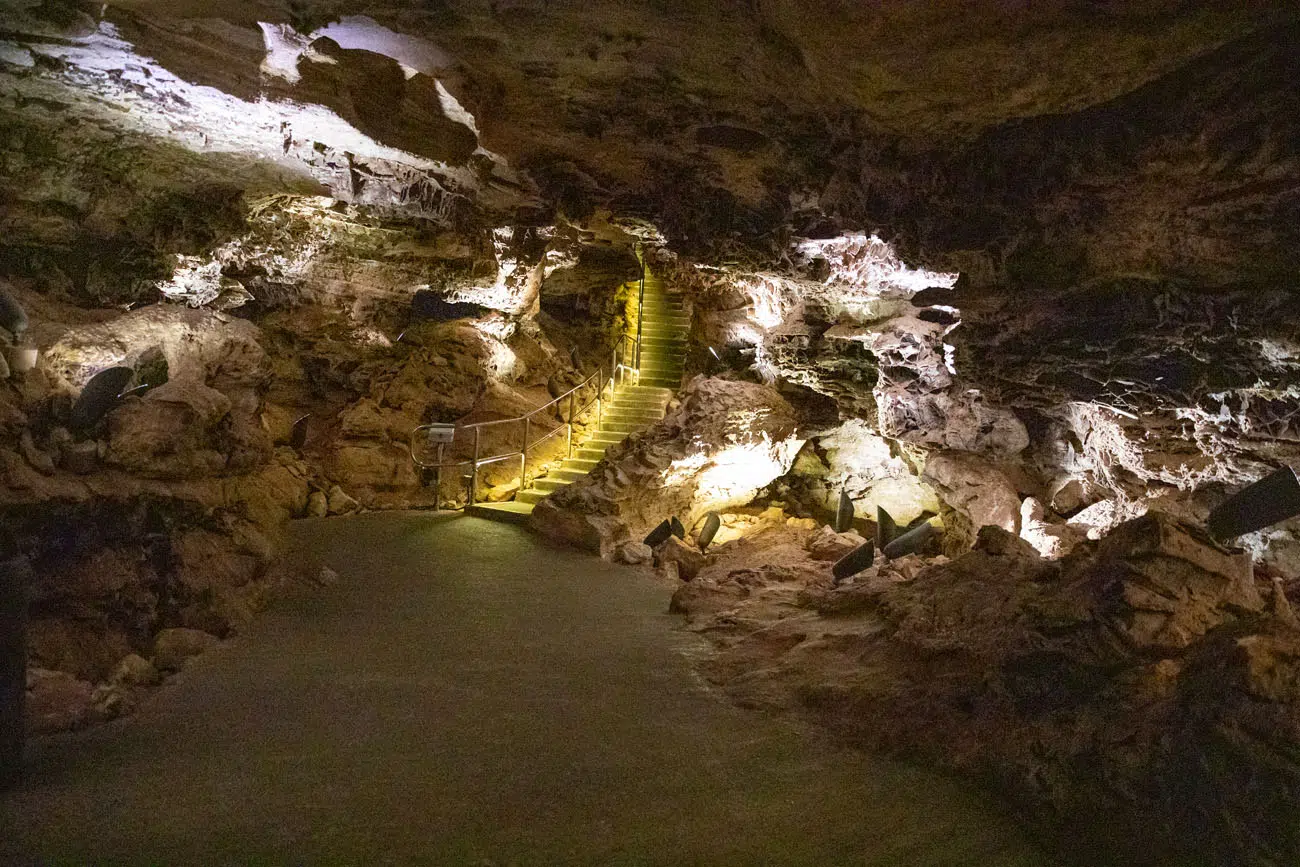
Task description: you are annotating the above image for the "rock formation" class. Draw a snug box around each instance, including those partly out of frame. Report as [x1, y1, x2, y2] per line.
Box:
[2, 1, 1300, 862]
[530, 377, 803, 557]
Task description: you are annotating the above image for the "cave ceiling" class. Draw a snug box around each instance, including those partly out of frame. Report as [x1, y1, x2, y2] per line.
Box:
[3, 0, 1294, 263]
[3, 0, 1300, 505]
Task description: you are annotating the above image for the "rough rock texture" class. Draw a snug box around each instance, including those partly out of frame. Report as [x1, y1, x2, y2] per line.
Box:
[668, 512, 1300, 866]
[2, 2, 1300, 861]
[531, 377, 803, 556]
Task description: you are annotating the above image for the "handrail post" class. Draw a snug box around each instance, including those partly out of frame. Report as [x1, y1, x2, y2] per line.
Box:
[597, 364, 604, 424]
[520, 416, 530, 491]
[434, 443, 444, 511]
[636, 255, 645, 371]
[470, 426, 480, 506]
[567, 392, 575, 457]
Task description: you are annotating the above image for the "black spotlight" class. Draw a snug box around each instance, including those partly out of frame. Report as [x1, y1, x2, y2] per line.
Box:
[68, 367, 135, 433]
[832, 541, 876, 584]
[1208, 466, 1300, 541]
[834, 491, 855, 533]
[671, 516, 686, 539]
[290, 414, 311, 450]
[882, 520, 936, 559]
[697, 512, 721, 551]
[875, 506, 899, 549]
[644, 520, 674, 547]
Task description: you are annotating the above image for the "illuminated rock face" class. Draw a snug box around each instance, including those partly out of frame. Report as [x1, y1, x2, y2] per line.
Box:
[0, 0, 1297, 852]
[673, 513, 1300, 866]
[531, 378, 803, 556]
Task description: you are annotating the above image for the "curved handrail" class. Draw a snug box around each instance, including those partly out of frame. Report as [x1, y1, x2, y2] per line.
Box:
[409, 332, 640, 507]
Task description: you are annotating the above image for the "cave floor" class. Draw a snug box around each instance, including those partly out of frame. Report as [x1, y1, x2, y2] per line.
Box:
[1, 512, 1057, 865]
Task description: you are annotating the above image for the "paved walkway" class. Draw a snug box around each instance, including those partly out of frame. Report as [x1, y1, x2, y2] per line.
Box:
[1, 513, 1057, 865]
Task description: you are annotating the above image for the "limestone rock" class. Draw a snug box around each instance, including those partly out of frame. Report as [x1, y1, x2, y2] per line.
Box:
[528, 498, 629, 560]
[922, 451, 1021, 535]
[806, 528, 868, 562]
[18, 430, 54, 475]
[176, 530, 261, 594]
[655, 535, 708, 581]
[109, 653, 161, 688]
[152, 627, 219, 672]
[614, 541, 653, 566]
[307, 490, 329, 518]
[105, 380, 233, 479]
[328, 443, 418, 491]
[25, 668, 96, 735]
[1018, 497, 1083, 559]
[327, 485, 360, 515]
[532, 377, 803, 554]
[60, 440, 98, 475]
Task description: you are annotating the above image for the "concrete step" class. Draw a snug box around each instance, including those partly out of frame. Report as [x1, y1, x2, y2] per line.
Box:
[562, 458, 600, 472]
[603, 409, 662, 423]
[640, 362, 684, 375]
[642, 314, 691, 327]
[640, 377, 681, 389]
[591, 431, 626, 445]
[609, 394, 668, 407]
[532, 477, 572, 493]
[575, 447, 607, 462]
[515, 489, 548, 505]
[599, 420, 648, 435]
[640, 339, 688, 352]
[549, 468, 589, 483]
[617, 386, 672, 399]
[466, 501, 535, 523]
[605, 405, 666, 418]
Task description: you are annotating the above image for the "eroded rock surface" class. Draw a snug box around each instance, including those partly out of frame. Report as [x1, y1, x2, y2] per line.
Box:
[668, 512, 1300, 865]
[531, 377, 803, 557]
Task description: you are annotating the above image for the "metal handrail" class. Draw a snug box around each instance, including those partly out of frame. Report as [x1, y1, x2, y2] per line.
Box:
[409, 332, 640, 508]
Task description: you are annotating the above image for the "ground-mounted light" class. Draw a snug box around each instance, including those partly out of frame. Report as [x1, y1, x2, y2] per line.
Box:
[881, 520, 936, 559]
[834, 490, 855, 533]
[697, 512, 721, 551]
[832, 541, 875, 585]
[644, 520, 674, 547]
[876, 506, 899, 549]
[69, 367, 135, 433]
[1207, 466, 1300, 541]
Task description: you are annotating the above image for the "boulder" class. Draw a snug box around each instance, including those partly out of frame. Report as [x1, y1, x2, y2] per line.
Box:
[655, 535, 708, 581]
[806, 528, 868, 562]
[307, 490, 329, 518]
[529, 498, 629, 560]
[109, 653, 161, 688]
[532, 377, 803, 554]
[614, 541, 653, 565]
[175, 530, 261, 593]
[1018, 497, 1083, 559]
[922, 451, 1021, 534]
[25, 668, 95, 735]
[105, 380, 232, 478]
[152, 627, 219, 672]
[327, 485, 360, 515]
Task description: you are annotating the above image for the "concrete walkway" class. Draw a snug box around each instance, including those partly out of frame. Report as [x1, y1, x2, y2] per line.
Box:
[1, 513, 1057, 865]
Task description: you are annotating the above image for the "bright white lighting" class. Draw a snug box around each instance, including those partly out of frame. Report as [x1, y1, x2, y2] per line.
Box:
[796, 233, 959, 298]
[1, 20, 504, 220]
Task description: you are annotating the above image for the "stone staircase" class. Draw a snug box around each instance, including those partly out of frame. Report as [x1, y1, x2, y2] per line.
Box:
[467, 274, 688, 523]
